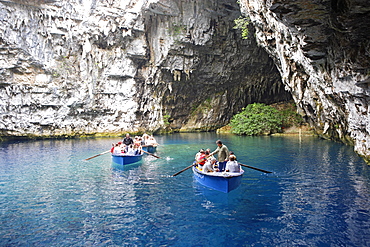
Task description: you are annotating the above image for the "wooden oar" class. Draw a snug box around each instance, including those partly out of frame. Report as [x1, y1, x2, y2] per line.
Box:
[172, 163, 195, 177]
[84, 150, 111, 161]
[142, 150, 161, 159]
[239, 163, 272, 174]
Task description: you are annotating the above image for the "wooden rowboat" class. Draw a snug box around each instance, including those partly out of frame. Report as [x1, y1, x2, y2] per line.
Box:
[192, 166, 244, 193]
[111, 153, 143, 166]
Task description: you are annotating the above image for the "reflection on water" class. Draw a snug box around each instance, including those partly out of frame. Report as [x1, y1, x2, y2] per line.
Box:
[0, 134, 370, 246]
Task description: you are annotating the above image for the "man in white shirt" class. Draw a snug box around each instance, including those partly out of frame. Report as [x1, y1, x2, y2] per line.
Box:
[203, 157, 218, 173]
[225, 155, 240, 173]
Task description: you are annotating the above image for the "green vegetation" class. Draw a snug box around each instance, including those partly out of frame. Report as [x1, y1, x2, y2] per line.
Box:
[233, 16, 250, 39]
[229, 103, 304, 135]
[170, 24, 186, 36]
[163, 114, 171, 126]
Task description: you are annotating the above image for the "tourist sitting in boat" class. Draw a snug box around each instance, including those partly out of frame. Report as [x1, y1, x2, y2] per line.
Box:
[119, 143, 128, 153]
[206, 148, 214, 159]
[134, 145, 143, 155]
[229, 151, 237, 160]
[134, 136, 142, 146]
[126, 144, 137, 155]
[195, 149, 203, 161]
[146, 136, 158, 146]
[142, 132, 149, 139]
[225, 155, 241, 173]
[202, 157, 218, 173]
[196, 150, 208, 170]
[142, 134, 149, 145]
[112, 143, 123, 155]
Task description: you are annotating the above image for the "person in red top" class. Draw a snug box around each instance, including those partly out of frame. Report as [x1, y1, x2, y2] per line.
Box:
[196, 150, 209, 170]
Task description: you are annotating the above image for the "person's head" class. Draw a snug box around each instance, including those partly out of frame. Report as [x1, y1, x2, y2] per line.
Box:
[216, 140, 223, 146]
[229, 155, 236, 161]
[210, 157, 217, 163]
[126, 133, 130, 138]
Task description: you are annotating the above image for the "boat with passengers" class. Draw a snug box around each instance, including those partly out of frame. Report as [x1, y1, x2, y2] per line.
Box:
[192, 165, 244, 193]
[111, 141, 144, 166]
[111, 153, 143, 166]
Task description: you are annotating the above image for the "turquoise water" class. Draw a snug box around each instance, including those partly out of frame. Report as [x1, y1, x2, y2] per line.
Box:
[1, 133, 370, 246]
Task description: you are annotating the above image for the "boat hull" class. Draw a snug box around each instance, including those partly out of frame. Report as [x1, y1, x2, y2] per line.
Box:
[142, 145, 157, 153]
[111, 154, 143, 166]
[192, 166, 244, 193]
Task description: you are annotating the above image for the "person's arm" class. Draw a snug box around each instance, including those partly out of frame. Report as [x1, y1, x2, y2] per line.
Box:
[210, 146, 219, 156]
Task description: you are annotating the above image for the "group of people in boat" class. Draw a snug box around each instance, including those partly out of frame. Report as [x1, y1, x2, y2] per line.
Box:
[111, 133, 158, 156]
[195, 140, 242, 173]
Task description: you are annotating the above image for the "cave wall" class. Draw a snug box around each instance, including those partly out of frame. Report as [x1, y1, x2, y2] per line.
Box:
[0, 0, 290, 138]
[240, 0, 370, 159]
[139, 0, 291, 131]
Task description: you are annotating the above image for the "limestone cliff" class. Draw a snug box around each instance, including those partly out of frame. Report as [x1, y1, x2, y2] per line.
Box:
[240, 0, 370, 160]
[0, 0, 290, 138]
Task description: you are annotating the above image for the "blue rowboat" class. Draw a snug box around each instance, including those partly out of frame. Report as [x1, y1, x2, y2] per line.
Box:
[111, 153, 143, 166]
[192, 166, 244, 193]
[142, 145, 157, 153]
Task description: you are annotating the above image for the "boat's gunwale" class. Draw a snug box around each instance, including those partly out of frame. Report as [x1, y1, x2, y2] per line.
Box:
[111, 153, 143, 166]
[111, 153, 143, 157]
[192, 165, 244, 178]
[192, 166, 244, 193]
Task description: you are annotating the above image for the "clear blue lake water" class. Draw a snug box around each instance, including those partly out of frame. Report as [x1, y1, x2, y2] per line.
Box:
[1, 132, 370, 246]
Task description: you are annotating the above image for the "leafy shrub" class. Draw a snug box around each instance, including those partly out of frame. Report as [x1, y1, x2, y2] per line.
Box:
[230, 103, 304, 135]
[279, 108, 304, 128]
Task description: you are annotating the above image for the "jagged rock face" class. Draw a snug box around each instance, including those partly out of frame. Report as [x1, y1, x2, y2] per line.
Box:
[140, 0, 291, 131]
[240, 0, 370, 160]
[0, 0, 290, 138]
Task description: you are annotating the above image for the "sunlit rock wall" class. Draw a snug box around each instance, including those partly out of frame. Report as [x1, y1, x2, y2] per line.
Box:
[0, 0, 290, 138]
[240, 0, 370, 160]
